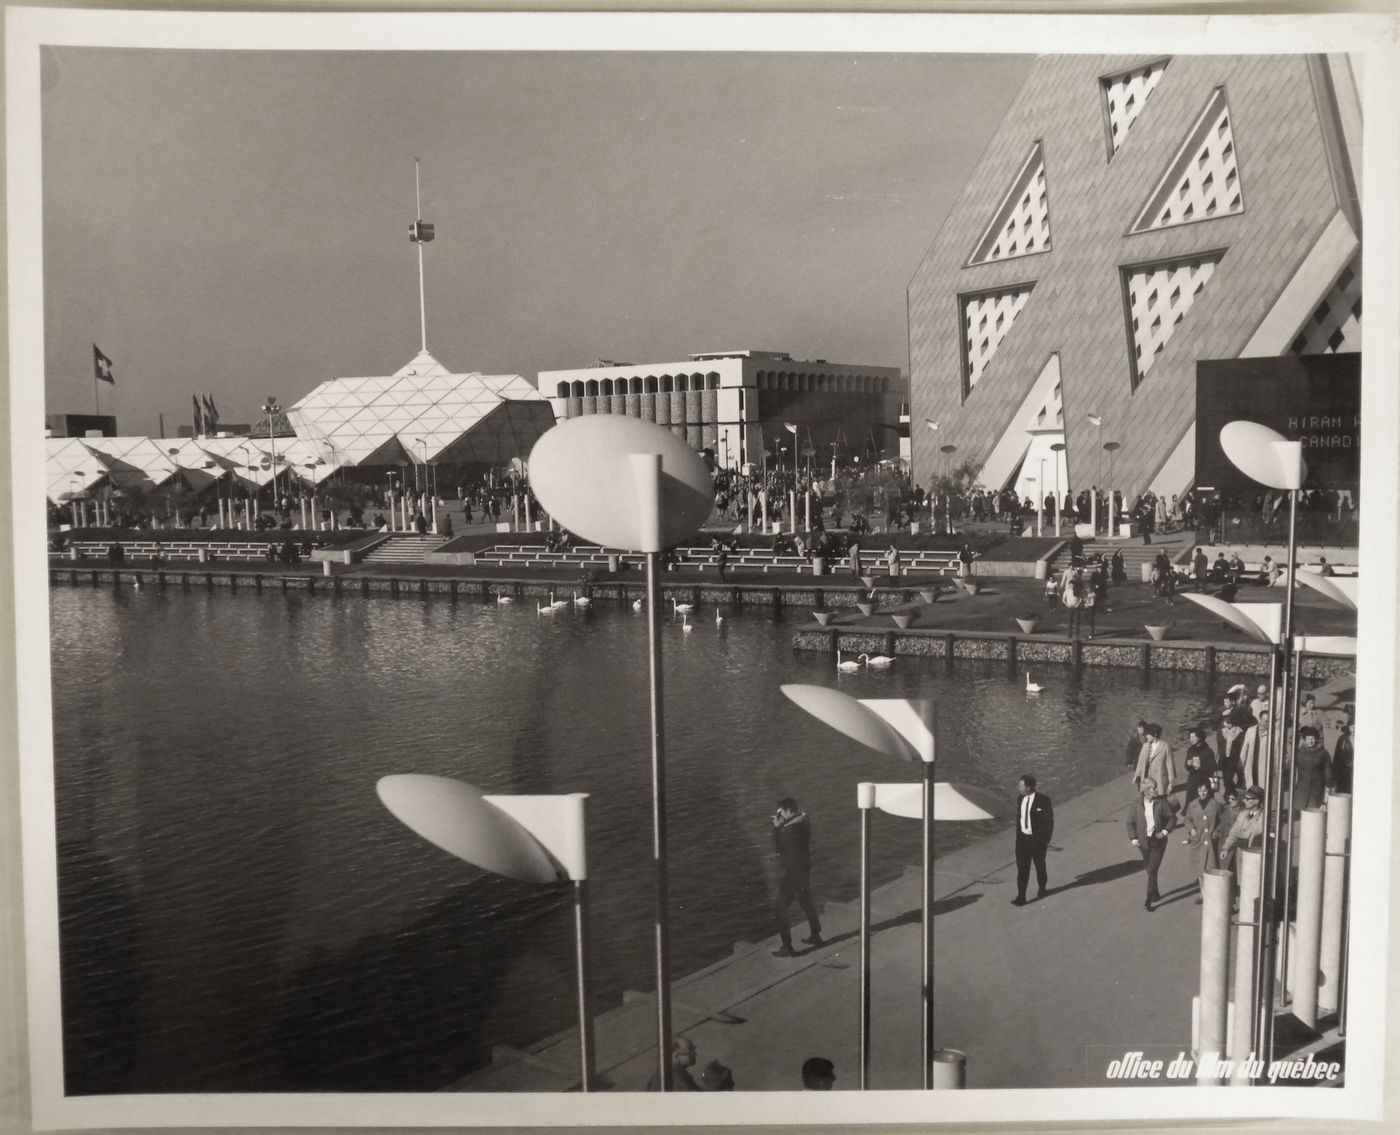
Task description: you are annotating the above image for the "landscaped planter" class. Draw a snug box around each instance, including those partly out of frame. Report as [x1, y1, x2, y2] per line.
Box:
[1144, 624, 1172, 641]
[891, 613, 915, 629]
[1015, 617, 1041, 635]
[859, 575, 878, 591]
[812, 611, 835, 626]
[918, 589, 939, 604]
[960, 578, 982, 595]
[856, 601, 876, 617]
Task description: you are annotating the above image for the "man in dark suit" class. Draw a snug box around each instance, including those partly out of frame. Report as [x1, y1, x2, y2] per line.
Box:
[1126, 780, 1178, 911]
[1013, 774, 1054, 905]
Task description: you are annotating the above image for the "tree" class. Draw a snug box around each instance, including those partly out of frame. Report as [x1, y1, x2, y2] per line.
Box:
[930, 459, 984, 500]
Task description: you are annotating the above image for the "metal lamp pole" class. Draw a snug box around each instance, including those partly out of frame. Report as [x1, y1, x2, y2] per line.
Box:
[1050, 442, 1066, 536]
[940, 445, 957, 534]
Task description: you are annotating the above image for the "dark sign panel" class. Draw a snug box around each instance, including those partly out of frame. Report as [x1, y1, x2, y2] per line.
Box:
[1195, 354, 1360, 495]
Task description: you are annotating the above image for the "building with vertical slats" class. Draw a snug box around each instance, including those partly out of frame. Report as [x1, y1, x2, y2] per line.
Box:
[541, 350, 906, 475]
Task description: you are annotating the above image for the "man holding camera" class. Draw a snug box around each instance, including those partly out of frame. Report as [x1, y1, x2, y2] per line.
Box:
[771, 796, 822, 957]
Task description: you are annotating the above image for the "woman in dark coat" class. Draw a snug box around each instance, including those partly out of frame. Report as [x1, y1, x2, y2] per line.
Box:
[1292, 727, 1333, 812]
[1181, 781, 1223, 892]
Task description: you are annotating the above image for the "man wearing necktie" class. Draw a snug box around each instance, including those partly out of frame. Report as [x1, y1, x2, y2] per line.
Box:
[1013, 775, 1054, 906]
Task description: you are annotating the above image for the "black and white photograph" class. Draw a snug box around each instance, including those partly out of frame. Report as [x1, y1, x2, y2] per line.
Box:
[4, 6, 1399, 1132]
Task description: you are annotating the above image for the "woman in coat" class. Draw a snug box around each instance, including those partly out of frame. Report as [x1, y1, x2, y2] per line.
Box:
[1180, 781, 1222, 899]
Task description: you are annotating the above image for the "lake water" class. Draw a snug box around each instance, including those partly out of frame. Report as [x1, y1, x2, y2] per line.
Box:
[48, 585, 1228, 1092]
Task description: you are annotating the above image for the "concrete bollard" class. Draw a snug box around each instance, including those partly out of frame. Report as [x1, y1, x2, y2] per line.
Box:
[931, 1048, 966, 1089]
[1230, 849, 1262, 1078]
[1291, 808, 1326, 1028]
[322, 560, 333, 577]
[1319, 794, 1350, 1013]
[1197, 869, 1233, 1083]
[197, 547, 209, 564]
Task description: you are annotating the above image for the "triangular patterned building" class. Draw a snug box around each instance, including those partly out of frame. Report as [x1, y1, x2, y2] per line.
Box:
[908, 54, 1362, 502]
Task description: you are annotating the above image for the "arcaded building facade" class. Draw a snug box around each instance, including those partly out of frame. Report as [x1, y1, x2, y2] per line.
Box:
[908, 54, 1362, 503]
[542, 351, 906, 473]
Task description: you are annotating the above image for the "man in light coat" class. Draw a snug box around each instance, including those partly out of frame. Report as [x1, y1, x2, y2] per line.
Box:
[1133, 722, 1177, 799]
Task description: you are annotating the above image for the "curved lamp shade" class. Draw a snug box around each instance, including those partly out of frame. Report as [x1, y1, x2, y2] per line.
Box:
[860, 698, 935, 764]
[780, 684, 920, 763]
[377, 774, 566, 884]
[861, 781, 1016, 821]
[1295, 569, 1359, 611]
[1180, 593, 1280, 645]
[528, 416, 714, 552]
[1219, 422, 1306, 491]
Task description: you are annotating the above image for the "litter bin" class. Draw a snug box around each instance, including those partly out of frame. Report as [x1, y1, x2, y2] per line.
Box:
[931, 1048, 967, 1089]
[812, 556, 825, 576]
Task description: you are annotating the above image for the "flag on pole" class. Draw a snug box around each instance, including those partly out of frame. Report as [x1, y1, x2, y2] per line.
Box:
[409, 220, 435, 242]
[192, 394, 204, 436]
[93, 345, 115, 384]
[203, 394, 219, 433]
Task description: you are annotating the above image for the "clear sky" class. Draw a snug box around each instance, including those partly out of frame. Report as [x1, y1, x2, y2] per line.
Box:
[42, 48, 1032, 435]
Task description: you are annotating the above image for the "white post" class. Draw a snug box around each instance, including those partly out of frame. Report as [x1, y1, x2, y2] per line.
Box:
[760, 488, 768, 532]
[1230, 849, 1262, 1077]
[300, 497, 307, 529]
[805, 490, 812, 532]
[789, 490, 797, 534]
[1291, 808, 1326, 1028]
[1090, 491, 1098, 535]
[1197, 869, 1233, 1084]
[1054, 493, 1061, 537]
[1319, 794, 1351, 1013]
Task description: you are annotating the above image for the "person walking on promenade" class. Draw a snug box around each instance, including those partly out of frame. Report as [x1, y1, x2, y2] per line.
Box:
[1133, 723, 1176, 799]
[885, 542, 901, 580]
[1291, 726, 1333, 812]
[1125, 720, 1148, 769]
[1215, 720, 1245, 796]
[1126, 780, 1177, 911]
[1182, 726, 1217, 803]
[1220, 785, 1265, 874]
[1061, 565, 1084, 637]
[647, 1036, 701, 1091]
[1180, 781, 1222, 903]
[848, 538, 863, 580]
[1240, 708, 1270, 789]
[1250, 683, 1272, 722]
[1111, 548, 1127, 584]
[771, 797, 822, 956]
[958, 542, 976, 578]
[802, 1057, 836, 1090]
[1333, 722, 1354, 794]
[1012, 775, 1054, 906]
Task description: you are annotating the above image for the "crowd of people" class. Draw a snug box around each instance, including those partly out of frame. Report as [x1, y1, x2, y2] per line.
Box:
[1119, 685, 1352, 911]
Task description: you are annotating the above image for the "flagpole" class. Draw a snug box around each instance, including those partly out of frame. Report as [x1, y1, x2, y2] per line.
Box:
[415, 158, 427, 353]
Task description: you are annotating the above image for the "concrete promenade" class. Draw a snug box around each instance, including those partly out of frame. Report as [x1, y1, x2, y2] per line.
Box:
[464, 771, 1218, 1092]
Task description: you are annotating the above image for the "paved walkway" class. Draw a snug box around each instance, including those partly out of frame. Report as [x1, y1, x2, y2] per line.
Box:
[463, 772, 1217, 1092]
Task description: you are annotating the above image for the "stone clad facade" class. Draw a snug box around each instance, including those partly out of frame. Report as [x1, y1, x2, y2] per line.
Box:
[908, 54, 1361, 501]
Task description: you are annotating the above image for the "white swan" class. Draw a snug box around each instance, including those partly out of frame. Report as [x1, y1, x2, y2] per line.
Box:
[670, 597, 694, 614]
[865, 654, 895, 669]
[680, 613, 693, 633]
[548, 590, 569, 609]
[837, 652, 863, 673]
[537, 600, 558, 615]
[572, 591, 591, 607]
[632, 598, 644, 611]
[496, 594, 514, 605]
[1025, 671, 1043, 694]
[716, 609, 725, 626]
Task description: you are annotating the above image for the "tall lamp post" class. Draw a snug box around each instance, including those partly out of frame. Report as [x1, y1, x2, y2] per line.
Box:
[1086, 414, 1103, 532]
[780, 686, 1012, 1089]
[1103, 441, 1121, 534]
[260, 398, 281, 510]
[1050, 441, 1066, 536]
[1213, 420, 1305, 1071]
[376, 775, 597, 1091]
[530, 416, 714, 1090]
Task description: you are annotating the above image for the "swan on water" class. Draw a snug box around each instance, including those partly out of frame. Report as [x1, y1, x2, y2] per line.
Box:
[837, 652, 862, 673]
[496, 595, 514, 604]
[1025, 671, 1043, 694]
[865, 654, 895, 669]
[632, 598, 644, 611]
[573, 591, 591, 607]
[680, 613, 693, 633]
[538, 600, 558, 615]
[716, 609, 724, 626]
[671, 598, 694, 614]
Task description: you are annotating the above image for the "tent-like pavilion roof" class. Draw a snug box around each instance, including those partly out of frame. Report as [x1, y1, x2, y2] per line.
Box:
[72, 436, 180, 494]
[45, 438, 109, 504]
[288, 351, 554, 469]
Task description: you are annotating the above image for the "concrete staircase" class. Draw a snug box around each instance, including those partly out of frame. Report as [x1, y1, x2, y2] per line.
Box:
[360, 535, 448, 565]
[1045, 530, 1197, 577]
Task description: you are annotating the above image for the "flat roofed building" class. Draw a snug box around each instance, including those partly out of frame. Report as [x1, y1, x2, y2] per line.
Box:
[908, 54, 1362, 502]
[541, 350, 906, 473]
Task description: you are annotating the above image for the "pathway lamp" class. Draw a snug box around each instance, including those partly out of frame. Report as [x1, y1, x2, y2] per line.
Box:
[779, 685, 1012, 1090]
[376, 775, 597, 1090]
[1103, 442, 1121, 532]
[1187, 419, 1304, 1074]
[260, 398, 281, 501]
[1086, 414, 1103, 532]
[1049, 442, 1065, 536]
[529, 416, 714, 1090]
